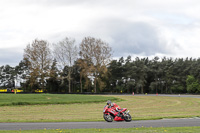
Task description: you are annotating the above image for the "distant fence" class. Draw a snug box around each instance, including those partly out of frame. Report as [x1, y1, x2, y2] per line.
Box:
[0, 89, 7, 92]
[0, 89, 43, 93]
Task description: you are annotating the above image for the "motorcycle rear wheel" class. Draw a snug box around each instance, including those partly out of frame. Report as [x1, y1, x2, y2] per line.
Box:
[103, 114, 114, 122]
[124, 114, 132, 122]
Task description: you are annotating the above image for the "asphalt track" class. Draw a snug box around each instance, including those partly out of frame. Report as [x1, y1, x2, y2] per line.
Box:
[1, 118, 200, 130]
[0, 94, 200, 130]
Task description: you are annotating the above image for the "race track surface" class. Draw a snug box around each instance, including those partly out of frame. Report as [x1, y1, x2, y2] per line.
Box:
[1, 118, 200, 130]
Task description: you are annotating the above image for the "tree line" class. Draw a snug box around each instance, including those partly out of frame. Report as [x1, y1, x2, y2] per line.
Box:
[0, 37, 200, 94]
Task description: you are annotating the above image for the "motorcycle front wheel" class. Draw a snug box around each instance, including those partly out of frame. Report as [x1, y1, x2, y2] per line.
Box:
[103, 114, 114, 122]
[124, 114, 132, 122]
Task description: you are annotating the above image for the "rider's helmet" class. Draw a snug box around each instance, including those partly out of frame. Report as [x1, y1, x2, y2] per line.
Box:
[106, 100, 113, 106]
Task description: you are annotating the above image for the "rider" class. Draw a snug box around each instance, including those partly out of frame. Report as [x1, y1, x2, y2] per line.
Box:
[106, 100, 122, 112]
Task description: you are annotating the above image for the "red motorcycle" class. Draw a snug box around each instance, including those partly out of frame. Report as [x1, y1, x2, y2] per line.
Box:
[103, 105, 132, 122]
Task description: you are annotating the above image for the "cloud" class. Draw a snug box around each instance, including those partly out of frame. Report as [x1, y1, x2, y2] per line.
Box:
[1, 0, 200, 66]
[110, 22, 172, 56]
[86, 18, 180, 58]
[0, 48, 23, 66]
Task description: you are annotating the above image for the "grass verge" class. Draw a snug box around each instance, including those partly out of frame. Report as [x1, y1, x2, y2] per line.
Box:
[1, 126, 200, 133]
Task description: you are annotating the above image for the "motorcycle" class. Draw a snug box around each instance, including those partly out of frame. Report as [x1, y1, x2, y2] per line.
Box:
[103, 105, 132, 122]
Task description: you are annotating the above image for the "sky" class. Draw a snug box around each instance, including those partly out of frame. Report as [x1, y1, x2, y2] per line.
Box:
[1, 0, 200, 66]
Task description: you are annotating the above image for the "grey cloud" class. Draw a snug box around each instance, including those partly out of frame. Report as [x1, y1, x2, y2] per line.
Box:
[90, 19, 179, 57]
[0, 48, 23, 66]
[111, 22, 169, 56]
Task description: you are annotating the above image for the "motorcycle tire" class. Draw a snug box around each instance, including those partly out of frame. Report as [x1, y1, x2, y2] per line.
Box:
[103, 114, 114, 122]
[124, 114, 132, 122]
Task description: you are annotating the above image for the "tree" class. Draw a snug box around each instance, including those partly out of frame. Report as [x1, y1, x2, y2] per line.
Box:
[80, 37, 112, 93]
[15, 59, 30, 92]
[53, 37, 78, 93]
[0, 65, 15, 88]
[46, 59, 60, 93]
[23, 39, 52, 92]
[107, 60, 122, 93]
[134, 57, 148, 94]
[76, 58, 91, 93]
[186, 75, 200, 93]
[124, 56, 135, 93]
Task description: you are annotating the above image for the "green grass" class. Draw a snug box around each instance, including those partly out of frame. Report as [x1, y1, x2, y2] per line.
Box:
[1, 127, 200, 133]
[0, 94, 119, 106]
[0, 94, 200, 122]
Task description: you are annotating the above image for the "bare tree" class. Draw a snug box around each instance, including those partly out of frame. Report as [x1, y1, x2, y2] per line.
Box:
[80, 36, 112, 93]
[23, 39, 52, 92]
[53, 37, 78, 93]
[77, 58, 92, 93]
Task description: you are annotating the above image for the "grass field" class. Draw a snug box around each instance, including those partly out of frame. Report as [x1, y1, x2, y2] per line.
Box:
[0, 94, 200, 122]
[0, 94, 119, 106]
[1, 126, 200, 133]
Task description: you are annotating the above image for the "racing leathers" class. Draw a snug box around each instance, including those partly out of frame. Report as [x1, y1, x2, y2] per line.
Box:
[110, 103, 122, 116]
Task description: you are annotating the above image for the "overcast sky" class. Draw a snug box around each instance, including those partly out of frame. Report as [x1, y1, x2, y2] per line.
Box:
[1, 0, 200, 66]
